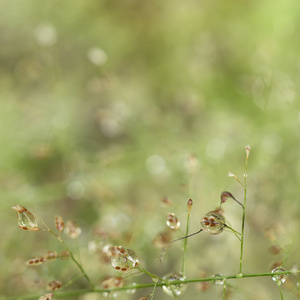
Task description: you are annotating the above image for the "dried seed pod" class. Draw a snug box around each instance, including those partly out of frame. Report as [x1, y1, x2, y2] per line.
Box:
[46, 250, 58, 260]
[55, 216, 64, 233]
[196, 270, 210, 292]
[161, 197, 172, 206]
[166, 213, 180, 230]
[162, 272, 187, 297]
[187, 198, 193, 208]
[108, 246, 139, 272]
[47, 280, 62, 291]
[245, 145, 250, 159]
[59, 250, 70, 259]
[102, 276, 124, 289]
[152, 231, 172, 248]
[39, 293, 53, 300]
[12, 205, 40, 231]
[201, 210, 226, 234]
[64, 220, 81, 238]
[26, 256, 47, 266]
[268, 245, 282, 255]
[187, 198, 193, 214]
[220, 191, 243, 207]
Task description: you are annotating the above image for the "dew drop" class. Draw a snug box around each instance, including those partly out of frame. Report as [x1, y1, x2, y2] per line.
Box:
[201, 211, 225, 234]
[12, 205, 40, 231]
[212, 274, 225, 285]
[126, 283, 137, 294]
[108, 246, 139, 273]
[166, 213, 180, 230]
[271, 266, 288, 285]
[162, 272, 187, 297]
[103, 292, 110, 298]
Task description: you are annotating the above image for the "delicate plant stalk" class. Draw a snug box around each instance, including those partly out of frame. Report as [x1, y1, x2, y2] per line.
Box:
[182, 160, 194, 275]
[48, 229, 94, 289]
[138, 265, 164, 283]
[75, 238, 83, 265]
[63, 273, 84, 289]
[150, 281, 157, 300]
[4, 270, 299, 300]
[277, 283, 284, 300]
[223, 281, 226, 300]
[239, 151, 249, 274]
[182, 210, 191, 275]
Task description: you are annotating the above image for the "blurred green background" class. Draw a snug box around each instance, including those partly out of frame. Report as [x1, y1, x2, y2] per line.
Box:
[1, 0, 300, 299]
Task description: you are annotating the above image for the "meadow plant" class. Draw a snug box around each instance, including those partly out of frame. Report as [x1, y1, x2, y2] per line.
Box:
[6, 145, 300, 300]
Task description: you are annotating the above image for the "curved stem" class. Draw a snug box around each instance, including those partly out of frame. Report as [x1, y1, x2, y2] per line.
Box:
[170, 229, 203, 244]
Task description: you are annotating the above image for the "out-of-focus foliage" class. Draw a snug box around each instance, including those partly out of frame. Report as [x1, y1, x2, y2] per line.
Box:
[1, 0, 300, 299]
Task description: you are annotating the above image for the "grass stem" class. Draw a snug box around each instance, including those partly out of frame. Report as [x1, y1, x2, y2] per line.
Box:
[182, 210, 191, 275]
[239, 150, 249, 273]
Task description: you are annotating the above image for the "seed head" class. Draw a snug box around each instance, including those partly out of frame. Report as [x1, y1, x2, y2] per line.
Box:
[47, 280, 62, 291]
[245, 145, 250, 159]
[12, 205, 40, 231]
[39, 293, 53, 300]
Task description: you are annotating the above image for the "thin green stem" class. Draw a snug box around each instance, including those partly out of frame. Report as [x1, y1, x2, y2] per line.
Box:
[48, 229, 94, 289]
[182, 210, 191, 275]
[138, 265, 164, 283]
[223, 281, 226, 300]
[224, 224, 242, 236]
[277, 283, 284, 300]
[75, 238, 82, 265]
[4, 270, 298, 300]
[239, 153, 248, 274]
[150, 281, 157, 300]
[63, 274, 84, 289]
[2, 269, 297, 300]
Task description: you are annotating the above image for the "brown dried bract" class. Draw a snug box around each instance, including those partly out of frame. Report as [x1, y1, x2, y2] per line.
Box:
[47, 280, 62, 291]
[55, 216, 64, 233]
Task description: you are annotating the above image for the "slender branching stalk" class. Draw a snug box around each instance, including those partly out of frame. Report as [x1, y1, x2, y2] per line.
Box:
[223, 281, 227, 300]
[182, 205, 191, 275]
[48, 229, 94, 289]
[150, 281, 157, 300]
[277, 283, 284, 300]
[137, 265, 164, 283]
[239, 146, 249, 274]
[3, 270, 299, 300]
